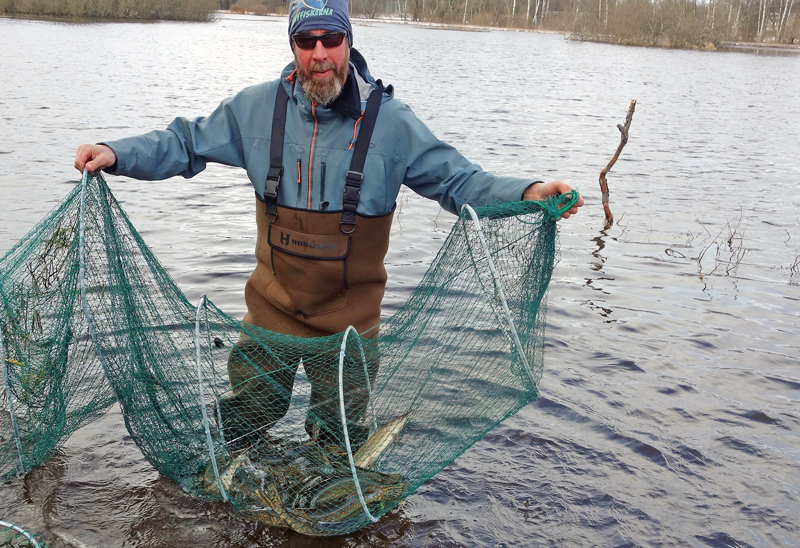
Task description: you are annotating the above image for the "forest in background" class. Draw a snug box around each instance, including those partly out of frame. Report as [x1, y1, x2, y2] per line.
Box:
[1, 0, 796, 46]
[234, 0, 798, 47]
[0, 0, 217, 20]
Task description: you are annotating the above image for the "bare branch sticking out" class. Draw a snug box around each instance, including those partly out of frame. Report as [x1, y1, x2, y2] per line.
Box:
[599, 100, 636, 229]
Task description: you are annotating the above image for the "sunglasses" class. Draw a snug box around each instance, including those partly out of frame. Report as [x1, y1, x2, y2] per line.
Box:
[292, 32, 346, 50]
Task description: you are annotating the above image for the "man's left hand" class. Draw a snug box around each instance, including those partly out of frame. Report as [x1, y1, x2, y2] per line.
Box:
[523, 181, 584, 219]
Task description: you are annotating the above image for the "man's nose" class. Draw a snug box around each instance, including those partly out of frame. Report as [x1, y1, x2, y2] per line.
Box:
[312, 39, 329, 60]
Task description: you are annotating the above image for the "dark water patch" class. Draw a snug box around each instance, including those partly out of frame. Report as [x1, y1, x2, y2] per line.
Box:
[535, 396, 593, 425]
[587, 357, 646, 376]
[762, 374, 800, 391]
[671, 406, 700, 422]
[632, 441, 668, 466]
[737, 502, 800, 535]
[656, 382, 700, 397]
[717, 436, 766, 458]
[597, 423, 709, 473]
[695, 531, 755, 548]
[740, 409, 781, 426]
[561, 376, 587, 387]
[543, 336, 570, 349]
[483, 429, 563, 454]
[674, 443, 709, 466]
[508, 431, 562, 448]
[689, 337, 718, 350]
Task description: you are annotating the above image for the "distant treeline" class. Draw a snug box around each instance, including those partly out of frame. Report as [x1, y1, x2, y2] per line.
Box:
[0, 0, 217, 20]
[3, 0, 795, 46]
[234, 0, 797, 47]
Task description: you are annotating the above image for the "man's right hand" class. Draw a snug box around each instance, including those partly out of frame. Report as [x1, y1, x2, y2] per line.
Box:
[74, 144, 116, 174]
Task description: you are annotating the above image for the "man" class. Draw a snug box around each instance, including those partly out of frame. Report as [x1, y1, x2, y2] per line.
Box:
[74, 0, 584, 451]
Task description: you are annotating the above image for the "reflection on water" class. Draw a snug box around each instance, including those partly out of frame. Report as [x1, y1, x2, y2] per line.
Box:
[1, 14, 800, 548]
[718, 44, 800, 57]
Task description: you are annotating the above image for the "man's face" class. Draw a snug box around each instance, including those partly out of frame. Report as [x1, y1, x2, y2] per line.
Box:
[293, 30, 350, 107]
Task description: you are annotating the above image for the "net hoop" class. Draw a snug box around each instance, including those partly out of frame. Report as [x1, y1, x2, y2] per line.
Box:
[195, 295, 227, 501]
[0, 520, 45, 548]
[462, 203, 536, 386]
[338, 325, 379, 523]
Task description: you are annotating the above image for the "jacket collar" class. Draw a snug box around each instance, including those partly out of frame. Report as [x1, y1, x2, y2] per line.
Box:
[328, 68, 362, 120]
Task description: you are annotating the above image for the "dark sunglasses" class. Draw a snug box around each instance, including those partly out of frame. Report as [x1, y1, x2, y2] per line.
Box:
[292, 32, 346, 50]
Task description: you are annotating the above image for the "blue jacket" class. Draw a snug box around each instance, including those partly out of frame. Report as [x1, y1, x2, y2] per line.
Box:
[103, 49, 536, 216]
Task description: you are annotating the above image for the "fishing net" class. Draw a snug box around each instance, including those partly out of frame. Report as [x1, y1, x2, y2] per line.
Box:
[1, 171, 576, 535]
[0, 520, 46, 548]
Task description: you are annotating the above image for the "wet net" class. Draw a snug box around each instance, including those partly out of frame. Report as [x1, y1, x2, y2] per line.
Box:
[0, 520, 46, 548]
[1, 172, 576, 535]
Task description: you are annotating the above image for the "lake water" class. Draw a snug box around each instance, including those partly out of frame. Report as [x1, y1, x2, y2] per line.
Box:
[1, 13, 799, 548]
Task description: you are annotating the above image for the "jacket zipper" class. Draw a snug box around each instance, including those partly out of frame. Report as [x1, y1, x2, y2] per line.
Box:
[308, 103, 319, 210]
[295, 158, 302, 207]
[320, 161, 328, 211]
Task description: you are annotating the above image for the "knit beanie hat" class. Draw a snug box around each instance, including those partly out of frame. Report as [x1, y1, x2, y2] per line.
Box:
[288, 0, 353, 48]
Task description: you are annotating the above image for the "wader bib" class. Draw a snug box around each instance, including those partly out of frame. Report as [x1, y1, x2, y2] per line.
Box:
[221, 82, 390, 449]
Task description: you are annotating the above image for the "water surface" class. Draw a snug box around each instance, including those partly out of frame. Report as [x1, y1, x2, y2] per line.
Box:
[1, 14, 799, 547]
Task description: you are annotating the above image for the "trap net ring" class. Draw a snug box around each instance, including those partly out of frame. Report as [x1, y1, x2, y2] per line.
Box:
[338, 325, 379, 523]
[195, 294, 227, 502]
[0, 327, 26, 474]
[462, 203, 535, 386]
[0, 520, 45, 548]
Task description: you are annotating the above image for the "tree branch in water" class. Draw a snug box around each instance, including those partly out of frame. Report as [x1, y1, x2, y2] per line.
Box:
[599, 100, 636, 229]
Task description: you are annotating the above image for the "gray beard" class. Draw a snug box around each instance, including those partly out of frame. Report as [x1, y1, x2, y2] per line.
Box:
[295, 50, 350, 106]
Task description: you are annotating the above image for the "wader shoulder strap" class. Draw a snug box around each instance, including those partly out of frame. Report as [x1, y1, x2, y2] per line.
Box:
[262, 87, 289, 222]
[341, 83, 385, 233]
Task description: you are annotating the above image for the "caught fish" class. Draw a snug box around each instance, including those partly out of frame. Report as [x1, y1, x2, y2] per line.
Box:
[256, 471, 408, 535]
[353, 412, 411, 469]
[202, 453, 251, 495]
[199, 413, 412, 534]
[258, 483, 321, 536]
[308, 471, 407, 511]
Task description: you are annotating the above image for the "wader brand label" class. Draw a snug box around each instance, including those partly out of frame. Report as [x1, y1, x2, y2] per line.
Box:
[267, 226, 350, 260]
[266, 225, 351, 317]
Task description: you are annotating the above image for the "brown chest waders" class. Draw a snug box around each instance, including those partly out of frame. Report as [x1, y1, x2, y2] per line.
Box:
[220, 83, 390, 451]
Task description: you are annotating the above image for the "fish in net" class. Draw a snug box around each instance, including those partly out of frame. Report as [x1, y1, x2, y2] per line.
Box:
[0, 171, 577, 535]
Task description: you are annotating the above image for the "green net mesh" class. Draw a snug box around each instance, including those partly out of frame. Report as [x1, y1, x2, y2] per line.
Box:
[1, 172, 575, 536]
[0, 520, 46, 548]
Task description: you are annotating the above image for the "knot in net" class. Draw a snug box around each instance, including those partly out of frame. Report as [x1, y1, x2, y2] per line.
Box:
[0, 172, 575, 535]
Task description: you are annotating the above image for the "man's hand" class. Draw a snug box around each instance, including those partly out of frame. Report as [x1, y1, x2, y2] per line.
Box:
[523, 180, 584, 219]
[74, 144, 116, 174]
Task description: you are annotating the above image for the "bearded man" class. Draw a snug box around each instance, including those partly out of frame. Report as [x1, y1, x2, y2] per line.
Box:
[74, 0, 583, 452]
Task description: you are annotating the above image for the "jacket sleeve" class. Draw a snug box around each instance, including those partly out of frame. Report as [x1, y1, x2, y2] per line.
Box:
[101, 94, 248, 181]
[396, 104, 538, 215]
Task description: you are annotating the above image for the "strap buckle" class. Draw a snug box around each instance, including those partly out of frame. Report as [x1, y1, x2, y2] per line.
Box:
[263, 166, 283, 224]
[343, 171, 363, 204]
[345, 170, 363, 184]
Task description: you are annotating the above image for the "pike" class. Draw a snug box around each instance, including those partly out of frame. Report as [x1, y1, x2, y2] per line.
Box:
[257, 483, 322, 536]
[256, 473, 408, 534]
[202, 453, 251, 494]
[309, 471, 406, 510]
[353, 412, 411, 469]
